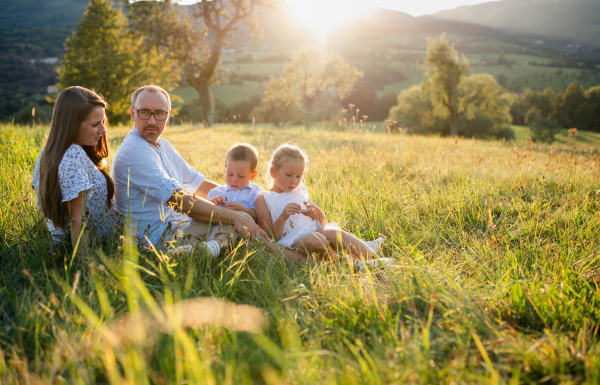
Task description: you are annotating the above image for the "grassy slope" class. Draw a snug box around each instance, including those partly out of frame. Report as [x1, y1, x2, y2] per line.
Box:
[1, 123, 600, 383]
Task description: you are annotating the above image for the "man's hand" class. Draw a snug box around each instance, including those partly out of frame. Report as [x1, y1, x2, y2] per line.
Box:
[209, 195, 226, 206]
[233, 211, 269, 241]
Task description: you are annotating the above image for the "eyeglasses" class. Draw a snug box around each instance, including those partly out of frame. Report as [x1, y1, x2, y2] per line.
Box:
[133, 108, 168, 121]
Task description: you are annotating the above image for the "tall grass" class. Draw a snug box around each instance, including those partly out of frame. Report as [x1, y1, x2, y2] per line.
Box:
[1, 122, 599, 383]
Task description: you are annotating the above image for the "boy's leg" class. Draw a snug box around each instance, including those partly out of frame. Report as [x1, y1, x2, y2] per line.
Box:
[322, 228, 377, 260]
[210, 211, 255, 251]
[181, 220, 211, 243]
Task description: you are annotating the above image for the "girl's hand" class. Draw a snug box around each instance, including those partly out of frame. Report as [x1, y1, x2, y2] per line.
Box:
[280, 202, 302, 220]
[210, 195, 226, 206]
[301, 202, 321, 221]
[302, 201, 327, 225]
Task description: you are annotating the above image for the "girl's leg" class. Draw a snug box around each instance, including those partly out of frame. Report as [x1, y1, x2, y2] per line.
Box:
[323, 228, 377, 260]
[293, 232, 339, 261]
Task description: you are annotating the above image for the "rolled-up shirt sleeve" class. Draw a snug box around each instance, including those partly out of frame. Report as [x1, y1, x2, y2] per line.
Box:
[121, 146, 182, 203]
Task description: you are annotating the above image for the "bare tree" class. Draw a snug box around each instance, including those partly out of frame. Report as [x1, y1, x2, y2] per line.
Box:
[124, 0, 274, 127]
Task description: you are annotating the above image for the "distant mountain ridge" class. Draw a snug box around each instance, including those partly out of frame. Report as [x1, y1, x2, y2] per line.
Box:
[1, 0, 89, 30]
[433, 0, 600, 51]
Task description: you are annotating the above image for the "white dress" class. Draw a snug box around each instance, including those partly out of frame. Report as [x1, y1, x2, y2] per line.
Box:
[261, 183, 336, 249]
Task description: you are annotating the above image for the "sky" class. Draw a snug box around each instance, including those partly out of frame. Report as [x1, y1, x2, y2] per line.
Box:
[169, 0, 498, 40]
[171, 0, 498, 17]
[370, 0, 497, 16]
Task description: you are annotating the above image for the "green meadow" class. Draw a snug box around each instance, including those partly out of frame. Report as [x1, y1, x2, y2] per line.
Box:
[1, 122, 600, 383]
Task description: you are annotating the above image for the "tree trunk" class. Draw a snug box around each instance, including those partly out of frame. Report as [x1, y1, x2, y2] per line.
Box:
[197, 81, 214, 127]
[449, 106, 459, 137]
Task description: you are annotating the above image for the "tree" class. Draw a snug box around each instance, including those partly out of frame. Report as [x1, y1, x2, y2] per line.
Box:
[388, 85, 444, 135]
[525, 107, 561, 143]
[262, 45, 362, 128]
[582, 86, 600, 131]
[389, 75, 514, 139]
[124, 0, 273, 127]
[59, 0, 179, 123]
[459, 74, 513, 130]
[421, 33, 469, 137]
[554, 82, 585, 127]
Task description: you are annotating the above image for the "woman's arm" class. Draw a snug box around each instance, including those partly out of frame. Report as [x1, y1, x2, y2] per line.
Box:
[63, 191, 88, 255]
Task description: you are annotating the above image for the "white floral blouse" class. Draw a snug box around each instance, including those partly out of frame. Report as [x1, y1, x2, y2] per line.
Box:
[32, 144, 121, 241]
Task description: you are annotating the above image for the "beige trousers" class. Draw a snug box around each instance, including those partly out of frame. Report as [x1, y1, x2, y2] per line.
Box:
[166, 211, 254, 250]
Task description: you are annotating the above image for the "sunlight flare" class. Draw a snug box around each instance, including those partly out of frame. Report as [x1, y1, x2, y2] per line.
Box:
[285, 0, 371, 40]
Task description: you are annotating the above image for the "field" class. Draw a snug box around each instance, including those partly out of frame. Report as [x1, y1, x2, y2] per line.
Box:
[1, 122, 600, 383]
[172, 49, 600, 109]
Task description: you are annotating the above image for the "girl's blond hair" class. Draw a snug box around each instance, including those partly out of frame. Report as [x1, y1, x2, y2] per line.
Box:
[267, 143, 309, 181]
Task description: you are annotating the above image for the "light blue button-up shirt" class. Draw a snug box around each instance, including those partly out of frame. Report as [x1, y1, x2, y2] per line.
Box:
[207, 182, 263, 210]
[111, 128, 205, 245]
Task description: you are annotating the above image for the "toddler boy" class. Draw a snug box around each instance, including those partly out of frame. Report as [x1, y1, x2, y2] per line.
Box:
[208, 143, 262, 221]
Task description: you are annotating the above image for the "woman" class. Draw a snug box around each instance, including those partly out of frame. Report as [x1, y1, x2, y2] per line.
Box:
[32, 86, 120, 249]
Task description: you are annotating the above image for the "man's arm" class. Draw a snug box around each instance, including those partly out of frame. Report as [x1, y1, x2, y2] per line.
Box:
[194, 179, 219, 199]
[168, 189, 268, 240]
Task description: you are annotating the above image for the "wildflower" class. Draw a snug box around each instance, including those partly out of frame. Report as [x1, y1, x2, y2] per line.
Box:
[143, 243, 152, 250]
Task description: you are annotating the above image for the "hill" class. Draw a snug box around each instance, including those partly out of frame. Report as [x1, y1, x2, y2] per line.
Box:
[433, 0, 600, 59]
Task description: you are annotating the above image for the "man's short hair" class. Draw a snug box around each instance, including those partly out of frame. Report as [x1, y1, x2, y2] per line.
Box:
[131, 85, 171, 110]
[226, 143, 258, 171]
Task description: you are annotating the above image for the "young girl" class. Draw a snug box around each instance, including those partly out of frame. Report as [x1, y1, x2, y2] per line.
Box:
[254, 143, 385, 262]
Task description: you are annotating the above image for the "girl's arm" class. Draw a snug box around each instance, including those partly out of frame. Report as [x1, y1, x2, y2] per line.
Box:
[272, 202, 301, 240]
[255, 195, 276, 239]
[255, 196, 301, 241]
[63, 191, 88, 256]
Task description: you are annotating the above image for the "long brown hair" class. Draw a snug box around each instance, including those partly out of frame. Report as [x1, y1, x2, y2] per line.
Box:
[39, 86, 114, 229]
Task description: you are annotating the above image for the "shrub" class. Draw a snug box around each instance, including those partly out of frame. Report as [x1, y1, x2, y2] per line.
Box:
[525, 107, 561, 143]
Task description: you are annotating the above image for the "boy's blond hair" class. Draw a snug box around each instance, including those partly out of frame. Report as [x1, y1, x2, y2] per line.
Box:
[226, 143, 259, 171]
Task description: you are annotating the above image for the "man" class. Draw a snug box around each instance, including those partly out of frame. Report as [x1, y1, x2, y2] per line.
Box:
[111, 84, 270, 257]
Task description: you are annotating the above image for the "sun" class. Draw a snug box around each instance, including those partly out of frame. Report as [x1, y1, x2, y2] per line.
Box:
[285, 0, 371, 40]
